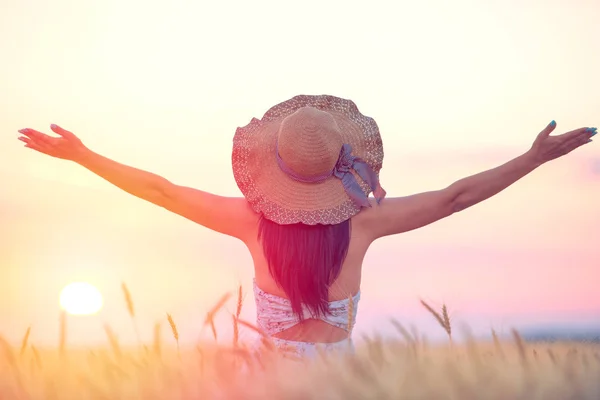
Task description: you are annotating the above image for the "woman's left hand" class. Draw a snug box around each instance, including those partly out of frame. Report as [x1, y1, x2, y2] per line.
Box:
[17, 124, 88, 162]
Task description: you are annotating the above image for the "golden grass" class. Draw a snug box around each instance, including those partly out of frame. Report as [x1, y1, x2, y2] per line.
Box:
[121, 282, 141, 348]
[2, 284, 599, 400]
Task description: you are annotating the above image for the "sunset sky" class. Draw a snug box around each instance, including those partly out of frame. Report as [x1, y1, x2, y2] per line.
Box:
[1, 0, 599, 347]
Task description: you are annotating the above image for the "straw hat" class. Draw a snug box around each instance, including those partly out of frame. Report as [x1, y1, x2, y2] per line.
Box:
[232, 94, 385, 225]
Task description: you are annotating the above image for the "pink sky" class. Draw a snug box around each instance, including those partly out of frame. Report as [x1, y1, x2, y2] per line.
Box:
[1, 0, 599, 346]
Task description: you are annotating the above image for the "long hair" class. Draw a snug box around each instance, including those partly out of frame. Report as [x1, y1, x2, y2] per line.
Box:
[257, 214, 351, 320]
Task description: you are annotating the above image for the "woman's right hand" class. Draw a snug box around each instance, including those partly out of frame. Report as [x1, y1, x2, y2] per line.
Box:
[17, 124, 88, 162]
[527, 121, 596, 166]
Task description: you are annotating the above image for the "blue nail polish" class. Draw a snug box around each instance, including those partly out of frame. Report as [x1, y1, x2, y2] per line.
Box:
[592, 131, 597, 137]
[550, 120, 556, 127]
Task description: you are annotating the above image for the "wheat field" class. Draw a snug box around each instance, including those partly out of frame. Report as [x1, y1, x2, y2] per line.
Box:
[1, 284, 599, 400]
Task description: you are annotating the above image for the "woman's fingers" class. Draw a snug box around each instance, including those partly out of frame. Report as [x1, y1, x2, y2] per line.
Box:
[21, 138, 51, 155]
[538, 120, 557, 138]
[561, 131, 594, 155]
[558, 127, 592, 141]
[24, 142, 46, 154]
[18, 128, 55, 145]
[560, 127, 596, 149]
[18, 134, 54, 155]
[16, 125, 82, 159]
[50, 124, 77, 141]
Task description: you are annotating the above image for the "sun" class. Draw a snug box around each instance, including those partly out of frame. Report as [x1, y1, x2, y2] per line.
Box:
[59, 282, 103, 315]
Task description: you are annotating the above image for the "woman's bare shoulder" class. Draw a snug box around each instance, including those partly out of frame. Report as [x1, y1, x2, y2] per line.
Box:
[352, 191, 456, 241]
[161, 185, 259, 241]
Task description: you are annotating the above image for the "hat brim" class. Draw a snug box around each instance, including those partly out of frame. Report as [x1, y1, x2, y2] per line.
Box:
[232, 95, 384, 225]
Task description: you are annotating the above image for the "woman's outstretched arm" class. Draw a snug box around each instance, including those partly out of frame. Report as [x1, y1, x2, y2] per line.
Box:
[17, 124, 257, 241]
[357, 121, 597, 240]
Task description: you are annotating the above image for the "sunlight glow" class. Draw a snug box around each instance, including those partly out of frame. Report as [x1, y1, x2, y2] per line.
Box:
[59, 282, 103, 315]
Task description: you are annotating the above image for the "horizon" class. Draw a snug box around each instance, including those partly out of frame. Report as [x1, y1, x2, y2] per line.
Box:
[1, 0, 599, 347]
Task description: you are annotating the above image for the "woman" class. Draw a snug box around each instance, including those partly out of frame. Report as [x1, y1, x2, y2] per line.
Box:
[17, 95, 596, 358]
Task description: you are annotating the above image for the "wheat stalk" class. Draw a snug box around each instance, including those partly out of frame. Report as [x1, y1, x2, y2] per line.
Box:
[166, 313, 180, 357]
[210, 320, 218, 341]
[204, 292, 232, 326]
[420, 300, 452, 342]
[420, 300, 445, 327]
[511, 329, 529, 369]
[232, 315, 239, 348]
[225, 346, 255, 371]
[235, 317, 276, 352]
[236, 285, 243, 318]
[121, 282, 135, 318]
[259, 336, 276, 353]
[201, 292, 232, 343]
[441, 305, 452, 342]
[233, 285, 243, 347]
[490, 328, 504, 361]
[103, 325, 122, 361]
[31, 345, 42, 370]
[547, 348, 558, 365]
[390, 319, 415, 345]
[20, 326, 31, 358]
[121, 282, 142, 349]
[410, 325, 421, 347]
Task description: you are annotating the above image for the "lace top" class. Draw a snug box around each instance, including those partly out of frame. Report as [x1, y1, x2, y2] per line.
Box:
[253, 279, 361, 336]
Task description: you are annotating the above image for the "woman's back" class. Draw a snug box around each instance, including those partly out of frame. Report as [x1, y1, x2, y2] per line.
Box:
[245, 209, 375, 343]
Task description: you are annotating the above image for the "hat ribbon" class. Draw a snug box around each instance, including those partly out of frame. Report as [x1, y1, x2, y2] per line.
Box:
[276, 143, 386, 208]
